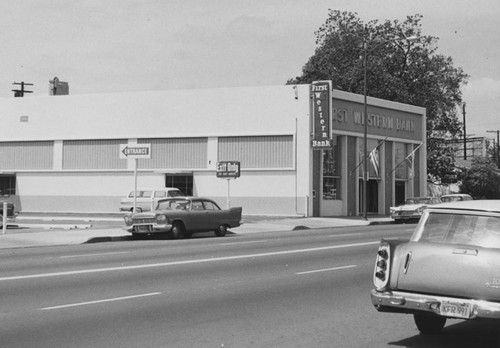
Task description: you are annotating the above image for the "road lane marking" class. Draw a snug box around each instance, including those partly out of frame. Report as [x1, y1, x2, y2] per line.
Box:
[329, 233, 363, 237]
[296, 265, 357, 275]
[59, 251, 129, 259]
[39, 292, 161, 311]
[0, 241, 380, 282]
[219, 240, 268, 246]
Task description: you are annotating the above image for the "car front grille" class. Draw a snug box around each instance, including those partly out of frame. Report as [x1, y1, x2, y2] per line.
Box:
[132, 217, 156, 224]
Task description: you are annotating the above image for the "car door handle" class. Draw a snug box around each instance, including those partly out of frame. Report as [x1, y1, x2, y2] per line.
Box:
[452, 248, 478, 256]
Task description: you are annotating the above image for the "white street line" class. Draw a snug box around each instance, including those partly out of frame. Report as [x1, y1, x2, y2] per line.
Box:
[219, 240, 268, 246]
[0, 241, 380, 282]
[296, 265, 357, 275]
[39, 292, 161, 311]
[59, 251, 129, 259]
[329, 233, 363, 237]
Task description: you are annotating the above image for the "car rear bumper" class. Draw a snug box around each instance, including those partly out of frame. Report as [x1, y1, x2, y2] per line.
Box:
[371, 289, 500, 319]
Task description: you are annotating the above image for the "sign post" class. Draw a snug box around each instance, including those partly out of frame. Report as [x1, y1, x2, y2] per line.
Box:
[216, 161, 240, 209]
[120, 144, 151, 213]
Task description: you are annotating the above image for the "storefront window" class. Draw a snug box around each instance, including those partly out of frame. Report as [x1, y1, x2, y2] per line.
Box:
[323, 137, 341, 200]
[394, 142, 409, 179]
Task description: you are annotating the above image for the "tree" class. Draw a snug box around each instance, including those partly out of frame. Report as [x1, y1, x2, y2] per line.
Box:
[287, 10, 469, 181]
[459, 158, 500, 199]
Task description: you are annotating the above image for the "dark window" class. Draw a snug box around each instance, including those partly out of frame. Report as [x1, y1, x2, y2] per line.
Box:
[0, 175, 16, 196]
[165, 174, 193, 196]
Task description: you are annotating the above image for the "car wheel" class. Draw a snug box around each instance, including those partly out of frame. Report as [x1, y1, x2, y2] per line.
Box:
[413, 314, 446, 334]
[170, 221, 185, 239]
[215, 224, 228, 237]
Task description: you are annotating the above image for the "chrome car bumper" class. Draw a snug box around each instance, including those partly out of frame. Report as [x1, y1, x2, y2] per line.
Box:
[371, 289, 500, 319]
[124, 223, 172, 234]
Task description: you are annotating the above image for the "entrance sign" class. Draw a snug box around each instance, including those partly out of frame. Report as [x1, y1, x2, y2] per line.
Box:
[120, 143, 152, 213]
[311, 80, 333, 150]
[216, 161, 240, 178]
[119, 144, 151, 159]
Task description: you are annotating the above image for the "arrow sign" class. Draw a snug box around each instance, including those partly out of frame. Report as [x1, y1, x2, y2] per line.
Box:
[119, 144, 151, 159]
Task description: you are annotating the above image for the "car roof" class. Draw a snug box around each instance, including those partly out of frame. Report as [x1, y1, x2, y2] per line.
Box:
[440, 193, 471, 197]
[130, 187, 180, 191]
[157, 196, 210, 201]
[428, 199, 500, 213]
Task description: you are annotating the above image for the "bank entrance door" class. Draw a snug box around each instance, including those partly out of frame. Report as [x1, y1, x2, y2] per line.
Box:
[395, 181, 406, 206]
[359, 179, 379, 215]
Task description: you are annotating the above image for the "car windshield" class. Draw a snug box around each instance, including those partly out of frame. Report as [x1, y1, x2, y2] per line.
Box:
[157, 199, 190, 210]
[415, 212, 500, 248]
[168, 190, 182, 197]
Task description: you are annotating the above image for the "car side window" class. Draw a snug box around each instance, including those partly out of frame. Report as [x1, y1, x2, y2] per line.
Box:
[142, 191, 152, 198]
[419, 213, 452, 242]
[203, 201, 220, 210]
[155, 191, 166, 198]
[191, 201, 205, 211]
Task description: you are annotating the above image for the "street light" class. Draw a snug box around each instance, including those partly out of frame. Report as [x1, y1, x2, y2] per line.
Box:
[362, 35, 418, 219]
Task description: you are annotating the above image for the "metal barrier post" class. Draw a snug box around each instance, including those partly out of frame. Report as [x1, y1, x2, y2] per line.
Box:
[2, 201, 7, 234]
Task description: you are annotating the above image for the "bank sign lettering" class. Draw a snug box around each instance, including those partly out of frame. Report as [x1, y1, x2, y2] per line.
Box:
[217, 161, 240, 178]
[311, 81, 332, 150]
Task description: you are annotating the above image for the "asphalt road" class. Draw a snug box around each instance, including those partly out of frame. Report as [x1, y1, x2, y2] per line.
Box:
[1, 224, 499, 348]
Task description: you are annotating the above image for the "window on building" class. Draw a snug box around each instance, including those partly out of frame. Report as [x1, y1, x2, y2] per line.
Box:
[0, 175, 16, 196]
[165, 174, 193, 196]
[323, 137, 341, 200]
[394, 142, 409, 179]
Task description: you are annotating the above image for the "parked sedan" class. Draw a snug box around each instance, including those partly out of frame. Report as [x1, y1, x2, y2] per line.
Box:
[440, 193, 473, 202]
[371, 200, 500, 334]
[389, 197, 441, 223]
[124, 197, 242, 239]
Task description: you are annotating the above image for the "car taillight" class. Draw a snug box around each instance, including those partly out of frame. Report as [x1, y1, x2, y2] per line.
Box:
[373, 240, 390, 290]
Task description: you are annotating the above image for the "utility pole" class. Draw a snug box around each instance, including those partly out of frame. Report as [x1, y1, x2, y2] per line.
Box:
[12, 81, 33, 97]
[487, 130, 500, 168]
[462, 103, 467, 160]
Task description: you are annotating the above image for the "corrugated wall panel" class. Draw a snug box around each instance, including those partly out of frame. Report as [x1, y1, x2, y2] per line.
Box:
[0, 141, 53, 170]
[218, 136, 293, 168]
[138, 138, 207, 169]
[63, 139, 127, 169]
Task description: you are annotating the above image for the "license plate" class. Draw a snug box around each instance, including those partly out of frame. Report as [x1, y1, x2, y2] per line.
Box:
[135, 225, 151, 232]
[440, 300, 471, 319]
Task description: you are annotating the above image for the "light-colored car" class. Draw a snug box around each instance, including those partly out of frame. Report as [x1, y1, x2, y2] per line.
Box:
[371, 200, 500, 334]
[440, 193, 473, 202]
[124, 197, 242, 239]
[119, 187, 182, 212]
[389, 197, 441, 223]
[0, 201, 16, 228]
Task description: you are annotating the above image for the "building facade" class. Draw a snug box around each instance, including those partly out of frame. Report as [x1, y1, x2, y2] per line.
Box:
[0, 84, 426, 216]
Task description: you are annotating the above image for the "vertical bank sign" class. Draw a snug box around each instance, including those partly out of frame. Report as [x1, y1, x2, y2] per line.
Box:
[311, 80, 332, 150]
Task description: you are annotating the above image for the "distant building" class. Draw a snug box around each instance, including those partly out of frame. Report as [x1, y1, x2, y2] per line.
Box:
[49, 77, 69, 95]
[0, 84, 426, 216]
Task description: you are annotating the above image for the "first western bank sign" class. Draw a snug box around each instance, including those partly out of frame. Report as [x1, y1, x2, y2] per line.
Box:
[311, 81, 333, 150]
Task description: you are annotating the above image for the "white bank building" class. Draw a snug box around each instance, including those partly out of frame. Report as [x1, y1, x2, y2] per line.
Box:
[0, 83, 426, 216]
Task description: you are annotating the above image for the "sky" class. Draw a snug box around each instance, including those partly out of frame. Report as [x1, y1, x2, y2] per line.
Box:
[2, 0, 499, 139]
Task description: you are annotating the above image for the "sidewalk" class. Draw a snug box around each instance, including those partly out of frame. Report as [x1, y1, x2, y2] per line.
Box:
[0, 214, 393, 250]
